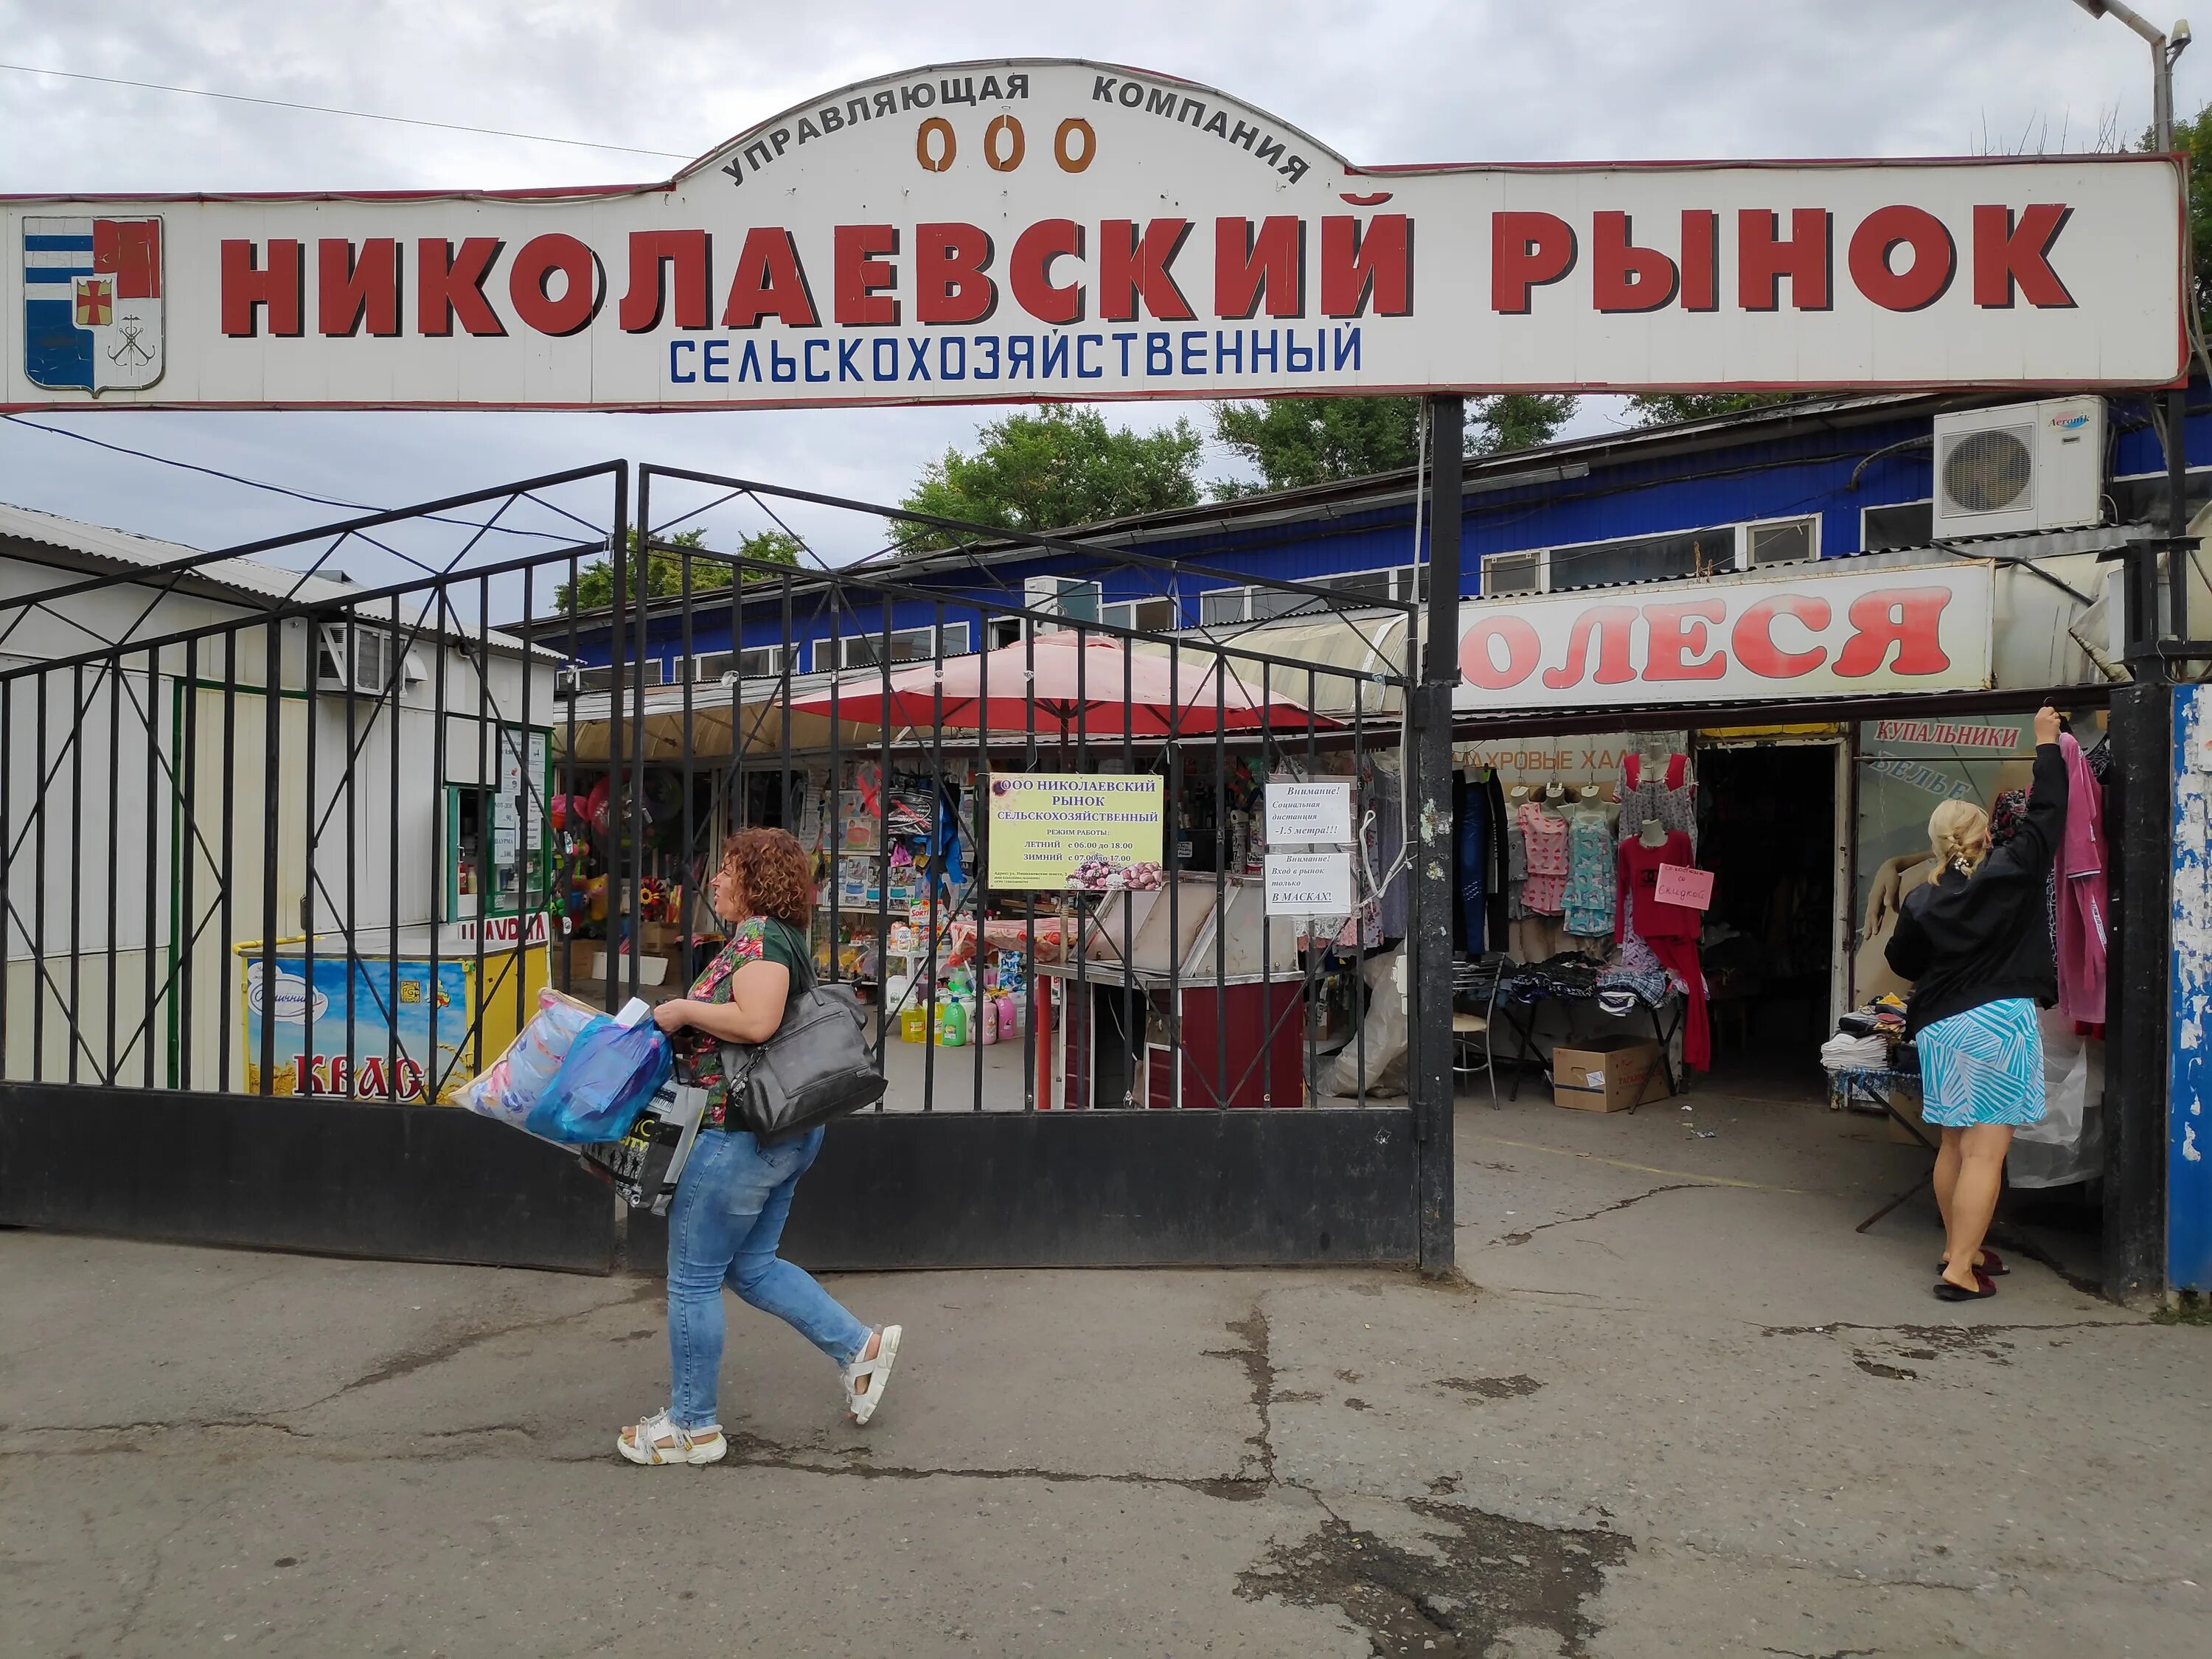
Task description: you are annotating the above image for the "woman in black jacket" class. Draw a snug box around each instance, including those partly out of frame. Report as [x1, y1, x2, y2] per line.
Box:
[1884, 706, 2066, 1301]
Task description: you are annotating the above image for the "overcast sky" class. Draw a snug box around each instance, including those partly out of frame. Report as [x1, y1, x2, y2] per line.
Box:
[1, 0, 2202, 579]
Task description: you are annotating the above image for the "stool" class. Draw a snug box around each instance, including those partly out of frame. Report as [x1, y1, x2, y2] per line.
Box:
[1452, 1010, 1495, 1106]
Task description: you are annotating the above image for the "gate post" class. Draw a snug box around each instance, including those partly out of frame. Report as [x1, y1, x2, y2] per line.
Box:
[1412, 396, 1463, 1276]
[2106, 678, 2171, 1299]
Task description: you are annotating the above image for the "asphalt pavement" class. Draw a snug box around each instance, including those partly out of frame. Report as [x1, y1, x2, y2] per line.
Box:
[3, 1087, 2206, 1657]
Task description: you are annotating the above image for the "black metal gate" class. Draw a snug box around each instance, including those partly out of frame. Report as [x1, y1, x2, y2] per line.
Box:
[0, 455, 1456, 1274]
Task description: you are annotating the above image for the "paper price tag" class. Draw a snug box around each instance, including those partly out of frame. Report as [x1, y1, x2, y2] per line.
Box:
[1655, 863, 1714, 909]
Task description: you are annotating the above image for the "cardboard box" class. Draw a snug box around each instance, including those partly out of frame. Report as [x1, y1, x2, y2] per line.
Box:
[590, 949, 671, 987]
[1551, 1037, 1666, 1113]
[639, 922, 684, 950]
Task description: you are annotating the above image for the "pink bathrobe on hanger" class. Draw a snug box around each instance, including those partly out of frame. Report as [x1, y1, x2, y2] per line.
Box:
[2055, 731, 2109, 1023]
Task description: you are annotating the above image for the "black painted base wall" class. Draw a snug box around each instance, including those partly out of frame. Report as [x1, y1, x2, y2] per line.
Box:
[630, 1107, 1421, 1273]
[0, 1085, 619, 1273]
[0, 1086, 1420, 1274]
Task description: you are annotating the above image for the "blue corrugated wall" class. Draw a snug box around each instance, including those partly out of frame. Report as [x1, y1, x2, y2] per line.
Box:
[585, 392, 2206, 675]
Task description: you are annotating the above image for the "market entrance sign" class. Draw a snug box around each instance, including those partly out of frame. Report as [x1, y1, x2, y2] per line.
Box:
[1453, 563, 1995, 713]
[2, 60, 2185, 411]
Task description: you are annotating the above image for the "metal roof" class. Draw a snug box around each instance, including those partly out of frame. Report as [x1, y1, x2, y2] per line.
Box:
[0, 499, 559, 661]
[0, 499, 361, 606]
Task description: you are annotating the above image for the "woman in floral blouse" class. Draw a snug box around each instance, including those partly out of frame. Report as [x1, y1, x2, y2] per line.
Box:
[617, 828, 902, 1466]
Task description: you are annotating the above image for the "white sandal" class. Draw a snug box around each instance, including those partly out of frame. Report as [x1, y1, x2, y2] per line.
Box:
[616, 1408, 728, 1467]
[842, 1325, 902, 1425]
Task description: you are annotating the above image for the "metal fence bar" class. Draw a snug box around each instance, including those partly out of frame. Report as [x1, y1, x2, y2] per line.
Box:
[430, 588, 451, 1085]
[472, 580, 493, 1084]
[257, 622, 281, 1093]
[140, 653, 158, 1089]
[627, 476, 649, 1006]
[218, 636, 237, 1092]
[1, 679, 10, 1080]
[67, 662, 85, 1084]
[32, 673, 47, 1080]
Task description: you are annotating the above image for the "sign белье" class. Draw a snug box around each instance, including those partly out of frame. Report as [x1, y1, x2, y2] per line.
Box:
[3, 62, 2183, 410]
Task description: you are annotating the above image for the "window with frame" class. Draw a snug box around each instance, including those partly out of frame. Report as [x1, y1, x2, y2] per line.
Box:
[682, 646, 786, 683]
[1481, 551, 1543, 596]
[315, 625, 422, 695]
[821, 621, 971, 671]
[1546, 526, 1734, 591]
[1099, 598, 1178, 634]
[1197, 584, 1326, 625]
[1745, 515, 1819, 566]
[1026, 576, 1101, 623]
[1861, 501, 1934, 551]
[1321, 568, 1396, 603]
[568, 661, 663, 695]
[1199, 586, 1250, 625]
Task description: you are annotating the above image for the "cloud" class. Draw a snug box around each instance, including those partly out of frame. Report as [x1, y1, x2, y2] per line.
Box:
[0, 0, 2193, 561]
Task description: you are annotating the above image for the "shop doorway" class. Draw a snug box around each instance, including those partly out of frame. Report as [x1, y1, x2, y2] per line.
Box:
[1691, 737, 1845, 1096]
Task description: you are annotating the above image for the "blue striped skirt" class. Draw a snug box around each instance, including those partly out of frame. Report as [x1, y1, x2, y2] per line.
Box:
[1916, 998, 2046, 1128]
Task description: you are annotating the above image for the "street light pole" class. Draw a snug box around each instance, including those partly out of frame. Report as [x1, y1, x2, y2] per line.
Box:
[2071, 1, 2194, 1300]
[2071, 2, 2188, 148]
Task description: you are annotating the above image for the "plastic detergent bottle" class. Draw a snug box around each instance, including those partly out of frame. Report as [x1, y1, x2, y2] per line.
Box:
[900, 1004, 929, 1044]
[976, 995, 998, 1045]
[939, 998, 967, 1046]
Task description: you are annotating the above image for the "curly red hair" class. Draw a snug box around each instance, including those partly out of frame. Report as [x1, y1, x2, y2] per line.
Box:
[722, 827, 814, 928]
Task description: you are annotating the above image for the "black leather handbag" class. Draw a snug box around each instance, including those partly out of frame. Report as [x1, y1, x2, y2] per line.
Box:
[719, 937, 887, 1142]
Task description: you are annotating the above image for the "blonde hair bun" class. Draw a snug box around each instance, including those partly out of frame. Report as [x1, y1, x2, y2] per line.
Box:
[1927, 799, 1991, 877]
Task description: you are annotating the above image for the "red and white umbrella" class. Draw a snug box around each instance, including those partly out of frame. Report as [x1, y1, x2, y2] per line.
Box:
[786, 628, 1331, 739]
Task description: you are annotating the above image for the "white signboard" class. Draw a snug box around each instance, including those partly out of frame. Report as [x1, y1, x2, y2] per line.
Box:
[1265, 851, 1354, 917]
[1454, 563, 1995, 713]
[1, 61, 2183, 410]
[1264, 780, 1352, 844]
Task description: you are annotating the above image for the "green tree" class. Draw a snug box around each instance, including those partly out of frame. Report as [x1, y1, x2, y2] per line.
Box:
[896, 407, 1203, 549]
[1624, 392, 1806, 428]
[554, 526, 801, 612]
[2161, 101, 2212, 321]
[1208, 394, 1580, 497]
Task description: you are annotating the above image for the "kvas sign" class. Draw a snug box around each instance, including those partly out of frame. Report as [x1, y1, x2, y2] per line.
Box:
[1, 60, 2184, 410]
[1455, 563, 1994, 713]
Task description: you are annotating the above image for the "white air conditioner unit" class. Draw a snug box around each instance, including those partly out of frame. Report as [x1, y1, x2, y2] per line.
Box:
[1930, 397, 2105, 540]
[1024, 576, 1100, 632]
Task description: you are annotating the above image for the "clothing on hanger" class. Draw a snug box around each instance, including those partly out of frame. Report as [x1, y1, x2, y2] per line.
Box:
[1619, 751, 1697, 855]
[1615, 827, 1709, 1069]
[1561, 805, 1615, 937]
[1484, 771, 1512, 946]
[1504, 799, 1530, 920]
[2056, 731, 2110, 1021]
[1456, 772, 1489, 954]
[1515, 800, 1569, 915]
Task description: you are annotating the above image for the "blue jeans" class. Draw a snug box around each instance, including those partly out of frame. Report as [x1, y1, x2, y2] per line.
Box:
[665, 1124, 870, 1432]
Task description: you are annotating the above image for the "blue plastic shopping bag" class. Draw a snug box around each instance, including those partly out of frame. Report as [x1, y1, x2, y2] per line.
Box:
[524, 1015, 675, 1144]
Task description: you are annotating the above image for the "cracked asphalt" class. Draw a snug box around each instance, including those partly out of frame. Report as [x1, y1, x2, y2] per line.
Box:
[4, 1088, 2208, 1657]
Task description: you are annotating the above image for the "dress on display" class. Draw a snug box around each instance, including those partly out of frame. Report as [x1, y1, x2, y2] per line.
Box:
[1516, 801, 1569, 914]
[1619, 752, 1697, 855]
[2055, 731, 2109, 1021]
[1615, 828, 1710, 1070]
[1562, 807, 1615, 937]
